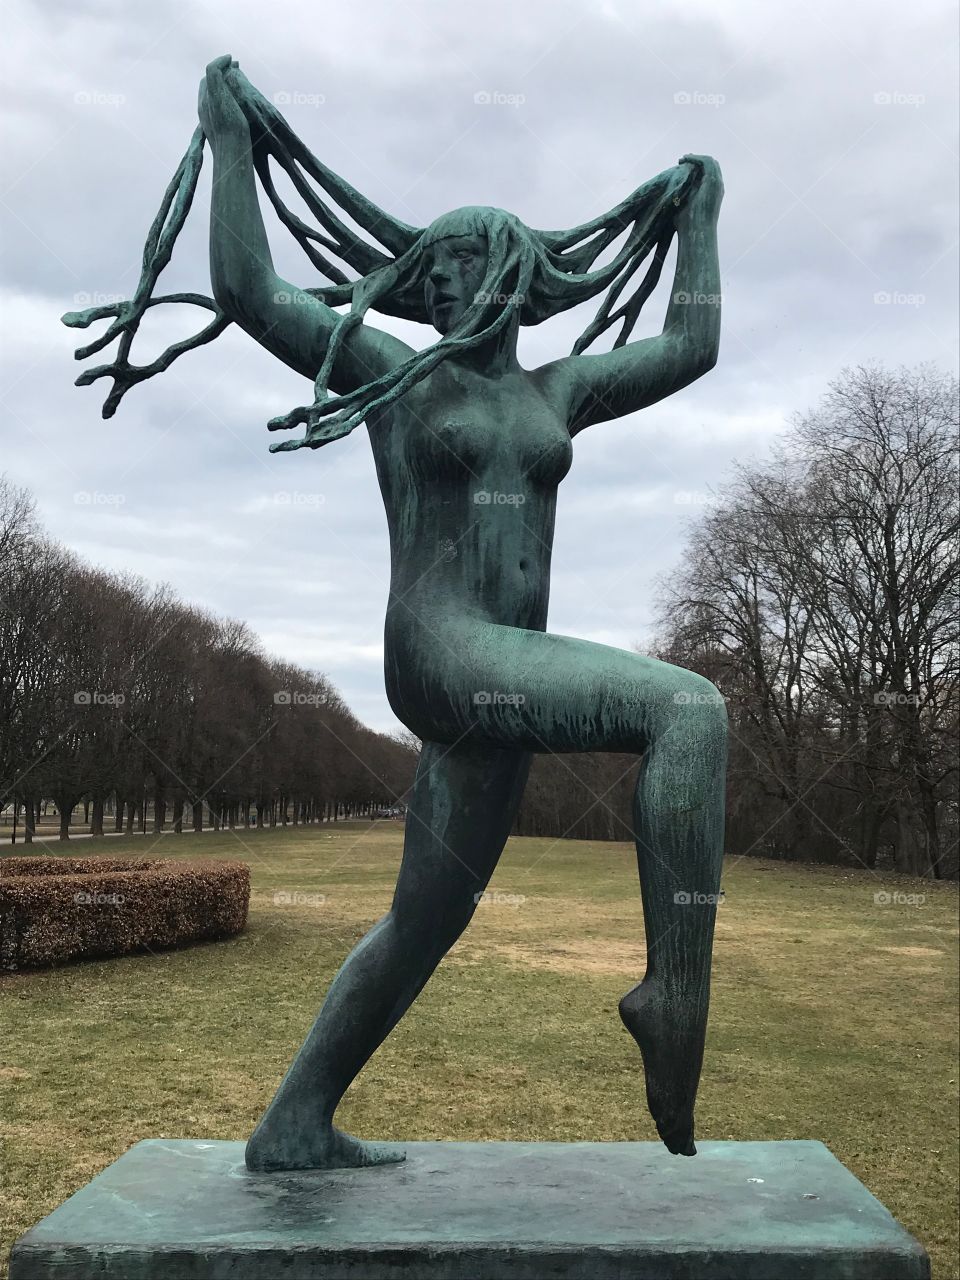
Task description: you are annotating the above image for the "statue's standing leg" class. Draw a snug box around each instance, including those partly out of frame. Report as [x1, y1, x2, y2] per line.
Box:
[245, 740, 531, 1171]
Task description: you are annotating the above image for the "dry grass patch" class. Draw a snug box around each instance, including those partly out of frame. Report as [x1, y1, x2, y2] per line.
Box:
[1, 824, 957, 1278]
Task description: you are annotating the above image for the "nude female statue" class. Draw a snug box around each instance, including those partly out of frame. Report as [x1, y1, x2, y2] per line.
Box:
[66, 54, 726, 1173]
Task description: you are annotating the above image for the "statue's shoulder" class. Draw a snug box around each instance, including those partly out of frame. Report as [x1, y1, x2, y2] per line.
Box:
[528, 354, 578, 418]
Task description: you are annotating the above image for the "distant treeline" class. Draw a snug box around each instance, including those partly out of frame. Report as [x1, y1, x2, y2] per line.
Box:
[0, 483, 418, 843]
[513, 753, 635, 844]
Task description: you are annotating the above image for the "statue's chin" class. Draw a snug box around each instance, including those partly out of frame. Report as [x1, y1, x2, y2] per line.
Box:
[429, 306, 466, 336]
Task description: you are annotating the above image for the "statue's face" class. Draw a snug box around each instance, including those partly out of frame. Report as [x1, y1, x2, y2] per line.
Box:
[423, 234, 488, 334]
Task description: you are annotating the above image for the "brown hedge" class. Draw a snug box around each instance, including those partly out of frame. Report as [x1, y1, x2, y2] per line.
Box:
[0, 856, 250, 970]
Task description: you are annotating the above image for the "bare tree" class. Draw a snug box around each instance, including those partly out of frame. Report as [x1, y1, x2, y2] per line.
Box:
[657, 364, 958, 877]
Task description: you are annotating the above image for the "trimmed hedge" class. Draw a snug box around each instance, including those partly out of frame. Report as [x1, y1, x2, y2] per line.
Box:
[0, 856, 250, 970]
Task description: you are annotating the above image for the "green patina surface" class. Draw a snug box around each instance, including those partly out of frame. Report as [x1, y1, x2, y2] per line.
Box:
[61, 54, 733, 1172]
[10, 1139, 929, 1279]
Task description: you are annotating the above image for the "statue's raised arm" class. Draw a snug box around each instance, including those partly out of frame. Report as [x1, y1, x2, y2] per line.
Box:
[200, 56, 413, 399]
[550, 153, 723, 435]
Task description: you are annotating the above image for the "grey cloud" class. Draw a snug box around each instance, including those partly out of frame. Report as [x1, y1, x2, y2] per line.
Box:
[2, 0, 956, 731]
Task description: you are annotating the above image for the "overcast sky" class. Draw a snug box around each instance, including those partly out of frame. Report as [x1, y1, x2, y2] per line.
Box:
[3, 0, 957, 732]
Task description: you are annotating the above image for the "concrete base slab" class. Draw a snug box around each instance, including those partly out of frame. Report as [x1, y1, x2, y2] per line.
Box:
[9, 1138, 929, 1279]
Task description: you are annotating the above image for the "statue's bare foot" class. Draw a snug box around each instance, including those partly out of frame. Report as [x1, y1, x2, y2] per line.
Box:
[245, 1119, 406, 1171]
[619, 977, 705, 1157]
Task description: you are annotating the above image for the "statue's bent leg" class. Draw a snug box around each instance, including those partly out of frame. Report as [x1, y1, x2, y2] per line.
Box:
[390, 622, 727, 1156]
[617, 692, 727, 1157]
[245, 739, 531, 1171]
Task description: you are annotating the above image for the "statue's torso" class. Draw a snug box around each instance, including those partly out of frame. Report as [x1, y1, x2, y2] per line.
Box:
[369, 364, 572, 643]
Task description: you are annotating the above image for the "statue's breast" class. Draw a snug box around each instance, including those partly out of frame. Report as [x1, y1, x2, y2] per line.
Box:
[423, 415, 496, 475]
[521, 417, 573, 486]
[397, 400, 572, 488]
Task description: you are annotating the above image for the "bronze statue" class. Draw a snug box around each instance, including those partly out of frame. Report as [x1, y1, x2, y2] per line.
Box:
[64, 55, 726, 1172]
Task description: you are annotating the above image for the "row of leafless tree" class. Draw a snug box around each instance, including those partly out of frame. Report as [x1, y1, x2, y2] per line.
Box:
[0, 482, 418, 843]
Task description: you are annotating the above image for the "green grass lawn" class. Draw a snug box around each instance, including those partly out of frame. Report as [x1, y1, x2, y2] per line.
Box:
[2, 823, 958, 1277]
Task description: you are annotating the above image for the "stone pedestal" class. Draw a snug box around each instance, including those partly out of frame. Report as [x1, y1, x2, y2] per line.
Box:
[9, 1138, 929, 1279]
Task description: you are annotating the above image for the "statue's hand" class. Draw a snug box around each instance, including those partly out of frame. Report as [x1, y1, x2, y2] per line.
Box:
[222, 64, 277, 132]
[198, 54, 247, 142]
[676, 154, 723, 225]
